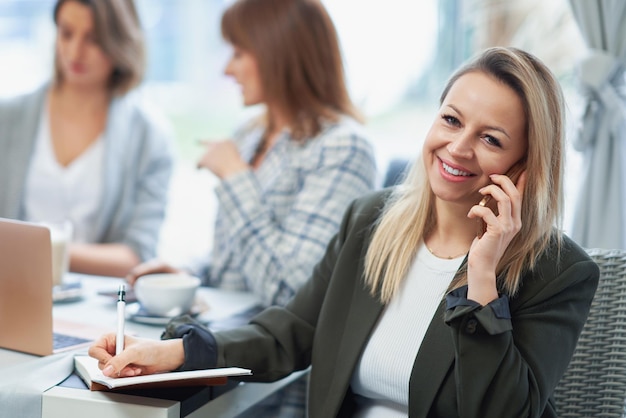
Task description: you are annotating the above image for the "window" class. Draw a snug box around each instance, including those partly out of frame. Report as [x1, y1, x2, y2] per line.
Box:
[0, 0, 585, 257]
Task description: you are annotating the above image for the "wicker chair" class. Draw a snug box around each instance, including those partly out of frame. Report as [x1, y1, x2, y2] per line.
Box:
[554, 248, 626, 417]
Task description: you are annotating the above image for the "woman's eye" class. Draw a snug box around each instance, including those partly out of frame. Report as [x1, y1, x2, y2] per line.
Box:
[483, 134, 502, 148]
[232, 47, 243, 59]
[442, 114, 460, 126]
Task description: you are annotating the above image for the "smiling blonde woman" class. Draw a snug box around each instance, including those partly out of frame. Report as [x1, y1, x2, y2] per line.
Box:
[90, 38, 595, 418]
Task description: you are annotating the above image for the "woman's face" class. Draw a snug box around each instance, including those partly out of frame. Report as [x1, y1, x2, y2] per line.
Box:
[55, 1, 114, 89]
[422, 71, 527, 207]
[224, 45, 264, 106]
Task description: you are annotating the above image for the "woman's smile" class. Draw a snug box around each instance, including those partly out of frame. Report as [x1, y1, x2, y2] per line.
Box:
[439, 157, 475, 181]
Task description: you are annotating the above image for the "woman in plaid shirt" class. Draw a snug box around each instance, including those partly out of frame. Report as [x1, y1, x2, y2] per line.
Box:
[127, 0, 376, 309]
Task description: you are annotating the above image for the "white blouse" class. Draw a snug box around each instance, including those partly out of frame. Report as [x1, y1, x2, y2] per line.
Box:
[23, 108, 104, 243]
[351, 243, 465, 417]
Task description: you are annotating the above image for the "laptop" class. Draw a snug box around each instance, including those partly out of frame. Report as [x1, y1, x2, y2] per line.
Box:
[0, 217, 93, 356]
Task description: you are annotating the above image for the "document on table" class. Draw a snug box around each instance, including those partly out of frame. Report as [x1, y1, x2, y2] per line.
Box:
[74, 355, 252, 391]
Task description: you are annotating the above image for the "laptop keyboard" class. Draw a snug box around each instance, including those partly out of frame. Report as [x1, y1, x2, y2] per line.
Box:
[53, 332, 91, 350]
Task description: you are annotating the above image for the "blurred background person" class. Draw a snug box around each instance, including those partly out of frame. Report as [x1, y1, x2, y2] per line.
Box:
[0, 0, 174, 278]
[126, 0, 377, 415]
[129, 0, 376, 315]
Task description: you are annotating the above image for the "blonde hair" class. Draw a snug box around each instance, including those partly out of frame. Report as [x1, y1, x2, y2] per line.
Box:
[364, 47, 565, 303]
[53, 0, 145, 95]
[221, 0, 361, 140]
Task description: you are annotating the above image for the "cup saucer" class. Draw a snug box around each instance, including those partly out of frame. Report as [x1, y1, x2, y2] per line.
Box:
[53, 282, 84, 303]
[126, 301, 207, 325]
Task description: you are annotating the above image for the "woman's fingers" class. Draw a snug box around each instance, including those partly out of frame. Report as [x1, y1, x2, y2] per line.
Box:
[470, 171, 526, 238]
[90, 336, 186, 378]
[126, 259, 179, 285]
[102, 347, 140, 377]
[490, 172, 525, 234]
[511, 170, 527, 221]
[197, 140, 249, 178]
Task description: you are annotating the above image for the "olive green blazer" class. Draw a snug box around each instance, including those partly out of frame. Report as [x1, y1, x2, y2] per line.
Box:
[213, 190, 599, 418]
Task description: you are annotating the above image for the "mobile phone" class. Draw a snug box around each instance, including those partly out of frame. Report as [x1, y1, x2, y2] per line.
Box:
[504, 160, 525, 186]
[476, 161, 526, 238]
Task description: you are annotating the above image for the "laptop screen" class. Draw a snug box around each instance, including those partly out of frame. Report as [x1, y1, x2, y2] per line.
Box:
[0, 218, 57, 355]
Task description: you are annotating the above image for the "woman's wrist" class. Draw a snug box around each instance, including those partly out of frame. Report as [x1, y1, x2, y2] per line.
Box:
[219, 161, 250, 179]
[466, 272, 498, 306]
[162, 338, 186, 371]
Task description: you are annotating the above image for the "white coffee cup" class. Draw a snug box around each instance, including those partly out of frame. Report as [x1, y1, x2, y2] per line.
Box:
[134, 273, 201, 316]
[44, 221, 73, 287]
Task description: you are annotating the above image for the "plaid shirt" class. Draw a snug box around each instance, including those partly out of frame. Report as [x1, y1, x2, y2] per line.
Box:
[204, 116, 376, 307]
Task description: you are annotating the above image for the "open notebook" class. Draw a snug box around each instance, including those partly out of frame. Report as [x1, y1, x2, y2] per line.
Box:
[0, 217, 94, 355]
[74, 355, 252, 391]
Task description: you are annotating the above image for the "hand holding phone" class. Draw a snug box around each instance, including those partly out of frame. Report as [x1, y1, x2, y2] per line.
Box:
[476, 161, 526, 238]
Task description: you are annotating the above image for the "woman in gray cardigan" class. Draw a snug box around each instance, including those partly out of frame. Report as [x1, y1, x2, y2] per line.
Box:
[0, 0, 173, 278]
[90, 48, 598, 417]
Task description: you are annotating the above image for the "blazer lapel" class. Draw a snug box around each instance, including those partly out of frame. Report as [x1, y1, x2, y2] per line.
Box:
[326, 262, 456, 417]
[408, 300, 455, 416]
[323, 240, 385, 416]
[408, 259, 467, 416]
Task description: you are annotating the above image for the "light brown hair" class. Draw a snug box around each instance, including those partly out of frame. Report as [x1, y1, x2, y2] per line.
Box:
[364, 47, 565, 303]
[221, 0, 361, 140]
[53, 0, 145, 95]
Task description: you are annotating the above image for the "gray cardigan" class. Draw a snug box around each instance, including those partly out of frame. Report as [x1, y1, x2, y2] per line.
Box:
[0, 84, 174, 262]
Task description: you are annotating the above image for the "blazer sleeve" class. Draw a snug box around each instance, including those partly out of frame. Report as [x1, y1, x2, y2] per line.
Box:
[444, 242, 599, 417]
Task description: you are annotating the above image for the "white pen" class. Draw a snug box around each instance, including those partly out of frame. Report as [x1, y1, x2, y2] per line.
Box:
[116, 284, 126, 355]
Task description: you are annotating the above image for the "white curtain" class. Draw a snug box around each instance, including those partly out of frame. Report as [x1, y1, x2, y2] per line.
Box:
[569, 0, 626, 249]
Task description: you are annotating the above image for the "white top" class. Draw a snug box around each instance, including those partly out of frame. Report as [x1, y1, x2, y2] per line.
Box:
[23, 107, 104, 243]
[351, 243, 465, 417]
